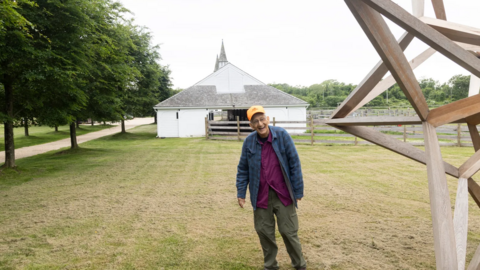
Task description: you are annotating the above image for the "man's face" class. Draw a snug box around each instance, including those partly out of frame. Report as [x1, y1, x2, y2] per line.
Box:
[249, 113, 270, 138]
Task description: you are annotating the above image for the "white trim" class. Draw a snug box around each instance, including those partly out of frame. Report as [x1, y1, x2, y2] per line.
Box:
[154, 104, 309, 110]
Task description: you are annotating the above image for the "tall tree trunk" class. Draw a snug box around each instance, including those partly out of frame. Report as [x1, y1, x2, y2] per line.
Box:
[154, 113, 157, 124]
[24, 118, 29, 136]
[3, 81, 15, 168]
[103, 121, 106, 125]
[121, 119, 126, 133]
[55, 125, 58, 132]
[91, 119, 94, 126]
[76, 120, 80, 128]
[70, 122, 78, 149]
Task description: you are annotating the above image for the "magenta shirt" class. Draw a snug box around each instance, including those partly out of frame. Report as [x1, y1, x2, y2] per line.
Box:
[256, 131, 293, 209]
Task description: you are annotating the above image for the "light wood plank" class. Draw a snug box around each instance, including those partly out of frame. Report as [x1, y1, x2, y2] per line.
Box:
[326, 116, 422, 126]
[331, 32, 414, 119]
[468, 124, 480, 152]
[467, 242, 480, 270]
[361, 0, 480, 78]
[469, 75, 480, 97]
[419, 16, 480, 46]
[412, 0, 424, 18]
[454, 177, 469, 270]
[468, 178, 480, 209]
[427, 94, 480, 127]
[352, 47, 436, 111]
[346, 0, 429, 120]
[459, 150, 480, 179]
[330, 125, 459, 177]
[349, 42, 476, 112]
[431, 0, 446, 20]
[422, 121, 457, 269]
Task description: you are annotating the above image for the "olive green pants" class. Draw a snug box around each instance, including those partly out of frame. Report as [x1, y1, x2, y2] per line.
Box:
[254, 188, 306, 270]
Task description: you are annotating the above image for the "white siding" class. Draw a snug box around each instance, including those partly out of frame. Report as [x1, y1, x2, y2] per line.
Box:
[157, 110, 179, 137]
[196, 64, 263, 94]
[287, 107, 307, 133]
[264, 108, 288, 122]
[178, 109, 208, 137]
[264, 107, 306, 133]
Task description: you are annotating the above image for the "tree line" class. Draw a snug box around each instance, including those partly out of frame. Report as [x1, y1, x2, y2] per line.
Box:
[270, 74, 471, 108]
[1, 0, 175, 168]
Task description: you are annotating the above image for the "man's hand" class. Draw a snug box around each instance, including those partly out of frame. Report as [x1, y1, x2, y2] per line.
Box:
[238, 198, 246, 208]
[297, 198, 302, 202]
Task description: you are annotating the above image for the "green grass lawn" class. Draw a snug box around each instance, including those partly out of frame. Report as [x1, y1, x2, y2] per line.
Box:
[0, 124, 479, 269]
[0, 124, 115, 151]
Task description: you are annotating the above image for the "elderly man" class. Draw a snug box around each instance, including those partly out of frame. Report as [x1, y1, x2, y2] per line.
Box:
[236, 105, 307, 270]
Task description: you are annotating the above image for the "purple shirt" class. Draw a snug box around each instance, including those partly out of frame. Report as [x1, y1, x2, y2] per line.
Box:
[256, 131, 293, 209]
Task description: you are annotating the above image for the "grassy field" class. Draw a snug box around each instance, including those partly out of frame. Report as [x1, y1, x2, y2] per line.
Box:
[1, 124, 479, 269]
[0, 124, 115, 151]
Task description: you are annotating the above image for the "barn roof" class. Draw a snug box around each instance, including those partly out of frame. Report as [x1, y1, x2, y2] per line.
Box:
[154, 84, 308, 108]
[154, 42, 308, 109]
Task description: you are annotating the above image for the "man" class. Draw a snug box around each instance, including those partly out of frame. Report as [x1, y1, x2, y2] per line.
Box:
[236, 105, 307, 270]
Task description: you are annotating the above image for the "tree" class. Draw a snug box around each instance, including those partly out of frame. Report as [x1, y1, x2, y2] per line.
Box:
[449, 74, 470, 101]
[0, 0, 38, 167]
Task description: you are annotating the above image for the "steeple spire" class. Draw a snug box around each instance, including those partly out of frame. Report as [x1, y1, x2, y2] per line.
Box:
[217, 40, 228, 70]
[214, 55, 219, 72]
[219, 40, 227, 62]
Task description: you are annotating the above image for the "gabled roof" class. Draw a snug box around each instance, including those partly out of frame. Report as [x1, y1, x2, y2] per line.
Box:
[154, 85, 308, 108]
[154, 41, 308, 109]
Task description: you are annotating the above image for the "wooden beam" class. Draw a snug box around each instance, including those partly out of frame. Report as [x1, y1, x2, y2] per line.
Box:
[419, 17, 480, 47]
[431, 0, 447, 20]
[330, 125, 459, 178]
[466, 113, 480, 126]
[422, 121, 457, 269]
[427, 94, 480, 127]
[454, 177, 469, 270]
[360, 0, 480, 78]
[467, 241, 480, 270]
[459, 150, 480, 179]
[326, 116, 422, 126]
[468, 124, 480, 152]
[468, 177, 480, 209]
[351, 42, 479, 113]
[456, 42, 480, 53]
[346, 0, 429, 120]
[352, 48, 436, 111]
[331, 32, 415, 119]
[412, 0, 425, 18]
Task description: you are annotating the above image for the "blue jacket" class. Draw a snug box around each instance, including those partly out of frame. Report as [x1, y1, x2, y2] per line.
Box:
[236, 125, 304, 210]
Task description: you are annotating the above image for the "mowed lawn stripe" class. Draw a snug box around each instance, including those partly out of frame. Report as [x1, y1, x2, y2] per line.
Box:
[0, 124, 479, 269]
[0, 124, 115, 151]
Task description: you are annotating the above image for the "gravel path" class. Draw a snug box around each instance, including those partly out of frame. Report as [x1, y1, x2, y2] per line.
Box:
[0, 118, 154, 163]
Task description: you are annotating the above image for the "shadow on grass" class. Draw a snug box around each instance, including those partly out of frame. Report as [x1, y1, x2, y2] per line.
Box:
[0, 147, 112, 190]
[100, 131, 156, 141]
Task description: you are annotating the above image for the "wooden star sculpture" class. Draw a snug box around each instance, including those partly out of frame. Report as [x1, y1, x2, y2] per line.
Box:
[324, 0, 480, 269]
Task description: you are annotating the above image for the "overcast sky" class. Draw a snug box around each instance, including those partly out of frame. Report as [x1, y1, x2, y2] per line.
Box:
[118, 0, 480, 89]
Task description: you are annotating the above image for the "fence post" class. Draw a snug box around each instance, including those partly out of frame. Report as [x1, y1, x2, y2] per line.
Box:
[403, 125, 407, 142]
[458, 123, 462, 147]
[355, 136, 358, 146]
[205, 117, 209, 140]
[310, 116, 314, 146]
[273, 117, 276, 126]
[237, 116, 240, 141]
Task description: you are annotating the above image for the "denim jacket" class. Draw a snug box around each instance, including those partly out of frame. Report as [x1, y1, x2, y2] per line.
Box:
[236, 125, 304, 210]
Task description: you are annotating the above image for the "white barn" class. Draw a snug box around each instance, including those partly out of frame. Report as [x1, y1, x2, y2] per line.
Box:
[153, 42, 309, 138]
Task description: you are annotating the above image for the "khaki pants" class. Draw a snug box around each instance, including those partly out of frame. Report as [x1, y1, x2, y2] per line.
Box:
[254, 188, 306, 270]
